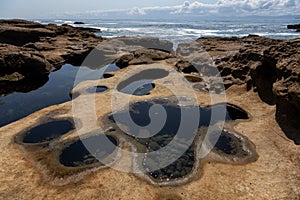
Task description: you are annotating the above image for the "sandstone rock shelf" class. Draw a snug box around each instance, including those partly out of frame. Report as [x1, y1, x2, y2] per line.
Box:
[0, 20, 299, 199]
[197, 35, 300, 145]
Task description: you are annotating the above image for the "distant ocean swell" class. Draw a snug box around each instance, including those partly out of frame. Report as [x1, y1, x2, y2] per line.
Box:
[40, 18, 300, 44]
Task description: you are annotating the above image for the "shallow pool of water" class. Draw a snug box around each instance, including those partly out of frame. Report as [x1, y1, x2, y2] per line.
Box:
[59, 134, 118, 167]
[0, 64, 119, 127]
[109, 100, 249, 140]
[119, 80, 155, 96]
[22, 120, 74, 143]
[117, 69, 168, 96]
[86, 86, 109, 94]
[108, 99, 250, 181]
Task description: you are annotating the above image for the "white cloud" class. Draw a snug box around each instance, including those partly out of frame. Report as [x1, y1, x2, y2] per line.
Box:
[57, 0, 300, 18]
[128, 7, 146, 15]
[169, 0, 300, 15]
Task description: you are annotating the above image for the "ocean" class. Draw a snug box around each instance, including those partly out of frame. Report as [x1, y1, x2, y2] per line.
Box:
[39, 17, 300, 46]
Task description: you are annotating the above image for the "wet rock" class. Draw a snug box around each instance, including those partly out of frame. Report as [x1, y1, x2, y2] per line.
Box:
[145, 146, 195, 181]
[287, 24, 300, 29]
[75, 27, 101, 33]
[74, 21, 85, 25]
[0, 75, 49, 95]
[212, 130, 249, 157]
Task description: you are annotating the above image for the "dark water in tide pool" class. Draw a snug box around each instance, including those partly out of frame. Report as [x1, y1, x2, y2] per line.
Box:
[117, 69, 169, 96]
[86, 86, 108, 94]
[59, 134, 118, 167]
[108, 99, 250, 181]
[22, 120, 75, 143]
[119, 80, 155, 96]
[0, 64, 119, 127]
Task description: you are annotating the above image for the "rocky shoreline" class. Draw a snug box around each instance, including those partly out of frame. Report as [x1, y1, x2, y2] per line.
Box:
[0, 19, 101, 66]
[0, 19, 299, 143]
[0, 19, 103, 94]
[0, 19, 299, 199]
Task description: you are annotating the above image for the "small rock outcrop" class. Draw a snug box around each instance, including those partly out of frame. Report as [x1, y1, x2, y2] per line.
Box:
[287, 24, 300, 33]
[287, 24, 300, 29]
[0, 19, 102, 65]
[115, 48, 175, 68]
[74, 22, 85, 25]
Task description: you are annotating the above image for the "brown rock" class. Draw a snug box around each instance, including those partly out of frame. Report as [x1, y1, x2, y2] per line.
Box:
[115, 48, 175, 68]
[0, 44, 52, 77]
[197, 35, 300, 144]
[0, 64, 299, 199]
[0, 19, 57, 46]
[0, 19, 104, 95]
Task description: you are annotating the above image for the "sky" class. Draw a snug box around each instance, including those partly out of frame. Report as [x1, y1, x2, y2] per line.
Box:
[0, 0, 298, 19]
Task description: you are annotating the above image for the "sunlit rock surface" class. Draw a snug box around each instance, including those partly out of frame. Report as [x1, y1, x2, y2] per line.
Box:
[0, 20, 299, 199]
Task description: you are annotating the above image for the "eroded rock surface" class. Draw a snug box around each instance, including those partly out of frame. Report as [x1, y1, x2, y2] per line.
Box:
[0, 61, 298, 199]
[0, 20, 299, 199]
[197, 35, 300, 144]
[0, 19, 103, 95]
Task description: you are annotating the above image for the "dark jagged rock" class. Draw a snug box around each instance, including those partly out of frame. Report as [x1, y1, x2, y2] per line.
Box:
[74, 22, 85, 25]
[0, 75, 49, 95]
[287, 24, 300, 29]
[75, 27, 101, 33]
